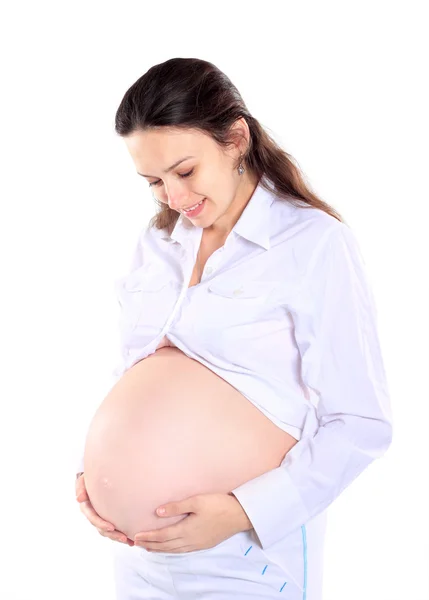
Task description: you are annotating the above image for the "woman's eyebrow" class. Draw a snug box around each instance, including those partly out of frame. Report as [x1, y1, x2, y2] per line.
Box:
[137, 156, 195, 177]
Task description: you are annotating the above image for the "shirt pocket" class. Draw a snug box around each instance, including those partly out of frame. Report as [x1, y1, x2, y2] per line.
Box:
[208, 279, 277, 299]
[114, 265, 177, 336]
[207, 279, 278, 327]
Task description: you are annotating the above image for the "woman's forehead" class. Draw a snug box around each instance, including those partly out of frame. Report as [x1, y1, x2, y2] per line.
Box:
[125, 129, 216, 171]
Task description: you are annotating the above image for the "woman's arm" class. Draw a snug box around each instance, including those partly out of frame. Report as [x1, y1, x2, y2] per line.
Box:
[231, 222, 393, 550]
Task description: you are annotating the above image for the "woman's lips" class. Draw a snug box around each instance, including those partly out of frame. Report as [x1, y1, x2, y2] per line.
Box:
[181, 198, 206, 217]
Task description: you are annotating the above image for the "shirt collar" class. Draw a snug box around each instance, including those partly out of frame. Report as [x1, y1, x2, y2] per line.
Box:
[232, 178, 276, 250]
[158, 177, 276, 250]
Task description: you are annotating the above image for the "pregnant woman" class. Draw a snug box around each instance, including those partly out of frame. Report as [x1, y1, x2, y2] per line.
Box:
[75, 57, 393, 600]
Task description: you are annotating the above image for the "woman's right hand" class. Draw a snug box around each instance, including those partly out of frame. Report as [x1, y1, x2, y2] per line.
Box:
[75, 473, 134, 546]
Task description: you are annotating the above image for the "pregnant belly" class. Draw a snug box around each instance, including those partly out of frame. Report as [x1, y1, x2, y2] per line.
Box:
[83, 347, 298, 540]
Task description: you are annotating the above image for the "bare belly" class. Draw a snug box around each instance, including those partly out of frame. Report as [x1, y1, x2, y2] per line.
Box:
[83, 346, 298, 540]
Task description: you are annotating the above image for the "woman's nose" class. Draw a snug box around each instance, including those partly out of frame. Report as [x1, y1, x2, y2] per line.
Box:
[168, 196, 184, 211]
[166, 187, 188, 211]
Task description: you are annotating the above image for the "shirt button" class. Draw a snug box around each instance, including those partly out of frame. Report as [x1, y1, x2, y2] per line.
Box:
[206, 266, 213, 274]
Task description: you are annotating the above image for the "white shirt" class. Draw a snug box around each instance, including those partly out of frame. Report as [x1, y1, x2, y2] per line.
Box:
[77, 178, 393, 550]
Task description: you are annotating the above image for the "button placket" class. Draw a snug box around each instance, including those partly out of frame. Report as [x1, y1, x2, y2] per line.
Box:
[203, 245, 226, 278]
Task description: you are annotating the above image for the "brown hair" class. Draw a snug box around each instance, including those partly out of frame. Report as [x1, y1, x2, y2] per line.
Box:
[115, 57, 344, 234]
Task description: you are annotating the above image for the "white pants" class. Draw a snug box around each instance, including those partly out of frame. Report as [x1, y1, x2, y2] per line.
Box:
[112, 509, 328, 599]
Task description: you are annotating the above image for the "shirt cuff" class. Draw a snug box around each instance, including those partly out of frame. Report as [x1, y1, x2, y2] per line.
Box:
[231, 465, 309, 550]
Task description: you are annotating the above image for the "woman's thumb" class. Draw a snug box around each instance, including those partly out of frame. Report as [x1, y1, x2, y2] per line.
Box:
[76, 474, 88, 502]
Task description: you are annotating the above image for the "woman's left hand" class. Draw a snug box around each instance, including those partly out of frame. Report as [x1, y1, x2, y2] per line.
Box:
[134, 492, 252, 553]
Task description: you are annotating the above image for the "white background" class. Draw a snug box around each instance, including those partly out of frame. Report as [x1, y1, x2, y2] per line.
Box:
[1, 1, 428, 599]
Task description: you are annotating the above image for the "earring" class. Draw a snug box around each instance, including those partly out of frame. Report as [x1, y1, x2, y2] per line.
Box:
[238, 154, 245, 175]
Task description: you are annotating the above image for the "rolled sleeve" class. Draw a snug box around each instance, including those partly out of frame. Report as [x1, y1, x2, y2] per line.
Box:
[231, 222, 393, 550]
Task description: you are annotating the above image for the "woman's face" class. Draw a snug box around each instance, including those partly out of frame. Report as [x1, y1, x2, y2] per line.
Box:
[123, 123, 255, 234]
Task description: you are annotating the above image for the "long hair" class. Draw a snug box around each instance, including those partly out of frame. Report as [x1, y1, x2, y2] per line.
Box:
[115, 57, 344, 233]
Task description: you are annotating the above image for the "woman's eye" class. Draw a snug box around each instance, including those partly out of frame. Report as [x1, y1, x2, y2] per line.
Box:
[180, 168, 194, 179]
[148, 168, 194, 188]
